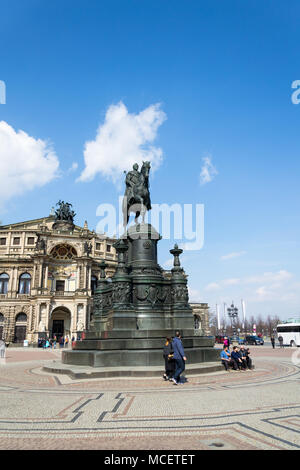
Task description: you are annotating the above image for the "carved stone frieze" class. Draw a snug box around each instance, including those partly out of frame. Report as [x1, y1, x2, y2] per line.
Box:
[112, 282, 131, 304]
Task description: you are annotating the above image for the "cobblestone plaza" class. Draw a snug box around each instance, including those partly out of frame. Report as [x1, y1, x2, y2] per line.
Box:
[0, 344, 299, 450]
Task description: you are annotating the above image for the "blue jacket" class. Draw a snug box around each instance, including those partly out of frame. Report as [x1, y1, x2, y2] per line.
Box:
[231, 350, 241, 362]
[172, 337, 185, 360]
[220, 350, 229, 360]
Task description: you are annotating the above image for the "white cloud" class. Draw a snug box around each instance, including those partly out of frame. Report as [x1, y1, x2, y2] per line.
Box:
[0, 121, 59, 206]
[246, 270, 292, 284]
[67, 162, 78, 173]
[162, 258, 174, 269]
[221, 251, 247, 260]
[188, 287, 202, 302]
[78, 101, 167, 184]
[199, 155, 218, 185]
[204, 270, 292, 292]
[203, 270, 299, 318]
[205, 282, 221, 291]
[222, 278, 241, 286]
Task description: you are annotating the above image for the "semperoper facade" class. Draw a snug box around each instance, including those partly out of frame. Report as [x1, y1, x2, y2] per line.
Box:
[0, 201, 117, 344]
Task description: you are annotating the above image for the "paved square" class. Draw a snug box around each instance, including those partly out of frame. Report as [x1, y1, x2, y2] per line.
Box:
[0, 345, 299, 450]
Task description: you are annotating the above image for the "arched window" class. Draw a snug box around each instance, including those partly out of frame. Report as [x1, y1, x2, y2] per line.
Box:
[91, 275, 98, 294]
[16, 312, 27, 323]
[18, 273, 31, 294]
[51, 244, 77, 260]
[0, 273, 9, 294]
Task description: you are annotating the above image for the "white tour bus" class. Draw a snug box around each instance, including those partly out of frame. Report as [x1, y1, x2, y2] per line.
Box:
[276, 319, 300, 347]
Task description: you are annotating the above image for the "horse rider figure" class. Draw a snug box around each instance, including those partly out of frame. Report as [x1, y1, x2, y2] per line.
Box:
[125, 163, 140, 203]
[123, 162, 151, 228]
[55, 200, 76, 223]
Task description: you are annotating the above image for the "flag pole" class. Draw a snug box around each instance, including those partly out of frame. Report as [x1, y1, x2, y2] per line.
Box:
[241, 299, 246, 331]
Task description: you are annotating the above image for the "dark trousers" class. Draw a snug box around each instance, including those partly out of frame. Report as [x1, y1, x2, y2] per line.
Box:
[174, 357, 185, 382]
[222, 360, 229, 371]
[246, 357, 252, 369]
[164, 356, 175, 378]
[231, 359, 240, 370]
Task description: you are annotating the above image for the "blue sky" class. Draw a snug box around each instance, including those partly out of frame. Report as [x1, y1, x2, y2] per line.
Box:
[0, 0, 300, 320]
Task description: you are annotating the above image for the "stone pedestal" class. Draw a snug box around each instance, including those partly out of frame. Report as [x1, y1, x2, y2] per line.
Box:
[62, 223, 219, 368]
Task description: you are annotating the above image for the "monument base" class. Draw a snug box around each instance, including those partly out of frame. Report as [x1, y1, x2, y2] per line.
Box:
[61, 222, 219, 371]
[62, 329, 219, 368]
[43, 361, 223, 379]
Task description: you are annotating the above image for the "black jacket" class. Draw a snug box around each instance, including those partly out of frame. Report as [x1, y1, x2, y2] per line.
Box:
[163, 343, 173, 357]
[239, 348, 249, 359]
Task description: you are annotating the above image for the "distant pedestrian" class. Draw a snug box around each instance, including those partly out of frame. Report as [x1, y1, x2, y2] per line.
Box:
[65, 336, 69, 348]
[59, 336, 64, 348]
[172, 331, 187, 385]
[223, 337, 229, 348]
[278, 335, 284, 348]
[0, 339, 5, 358]
[271, 336, 275, 349]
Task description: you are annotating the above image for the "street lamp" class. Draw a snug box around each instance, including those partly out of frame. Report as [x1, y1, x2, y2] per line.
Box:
[227, 302, 239, 339]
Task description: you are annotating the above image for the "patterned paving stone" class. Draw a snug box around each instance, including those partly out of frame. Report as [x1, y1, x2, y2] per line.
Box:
[0, 346, 299, 450]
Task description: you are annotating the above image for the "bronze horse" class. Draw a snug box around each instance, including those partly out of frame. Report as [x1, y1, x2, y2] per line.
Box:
[122, 161, 152, 228]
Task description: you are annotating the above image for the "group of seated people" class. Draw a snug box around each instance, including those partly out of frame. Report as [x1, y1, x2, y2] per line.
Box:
[220, 344, 253, 371]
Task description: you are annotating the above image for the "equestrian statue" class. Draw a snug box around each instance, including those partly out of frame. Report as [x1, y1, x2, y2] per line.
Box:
[122, 161, 152, 228]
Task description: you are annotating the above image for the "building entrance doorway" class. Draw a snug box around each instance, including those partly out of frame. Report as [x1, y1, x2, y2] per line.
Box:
[50, 307, 71, 341]
[14, 313, 27, 343]
[52, 320, 64, 340]
[14, 326, 26, 343]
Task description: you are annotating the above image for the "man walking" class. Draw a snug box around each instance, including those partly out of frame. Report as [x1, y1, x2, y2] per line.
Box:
[271, 336, 275, 349]
[172, 331, 187, 385]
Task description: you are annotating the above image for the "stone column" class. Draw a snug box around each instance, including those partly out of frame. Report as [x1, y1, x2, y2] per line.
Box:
[12, 267, 18, 293]
[7, 268, 13, 295]
[35, 303, 40, 331]
[46, 303, 51, 333]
